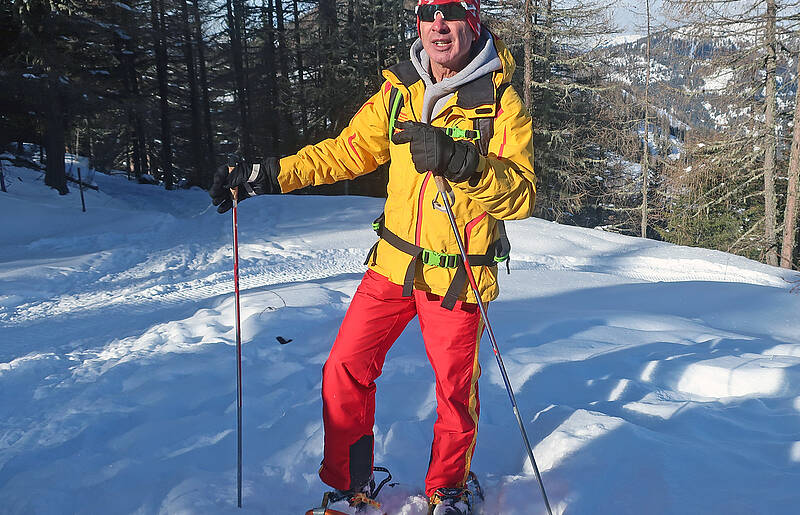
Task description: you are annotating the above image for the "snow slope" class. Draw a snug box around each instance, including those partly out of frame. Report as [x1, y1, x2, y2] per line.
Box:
[2, 160, 800, 514]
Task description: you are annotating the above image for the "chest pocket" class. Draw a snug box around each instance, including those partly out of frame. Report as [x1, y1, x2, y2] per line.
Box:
[388, 87, 503, 155]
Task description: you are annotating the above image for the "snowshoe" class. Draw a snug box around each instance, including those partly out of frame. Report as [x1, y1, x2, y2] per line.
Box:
[305, 466, 392, 515]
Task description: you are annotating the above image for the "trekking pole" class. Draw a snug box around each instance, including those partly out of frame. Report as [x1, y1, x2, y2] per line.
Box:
[229, 164, 244, 508]
[432, 175, 553, 515]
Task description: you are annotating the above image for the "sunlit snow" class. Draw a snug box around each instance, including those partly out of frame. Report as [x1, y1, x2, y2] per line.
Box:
[1, 155, 799, 514]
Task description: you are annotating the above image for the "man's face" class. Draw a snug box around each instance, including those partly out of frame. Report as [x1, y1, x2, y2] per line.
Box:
[419, 8, 476, 74]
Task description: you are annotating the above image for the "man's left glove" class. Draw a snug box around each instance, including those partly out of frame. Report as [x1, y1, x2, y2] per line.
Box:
[391, 121, 482, 183]
[209, 157, 280, 213]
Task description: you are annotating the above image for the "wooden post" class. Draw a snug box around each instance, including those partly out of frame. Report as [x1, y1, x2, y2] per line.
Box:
[0, 159, 7, 193]
[77, 167, 87, 212]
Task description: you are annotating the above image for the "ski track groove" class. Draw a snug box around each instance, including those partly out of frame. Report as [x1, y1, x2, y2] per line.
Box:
[0, 248, 366, 326]
[2, 248, 785, 328]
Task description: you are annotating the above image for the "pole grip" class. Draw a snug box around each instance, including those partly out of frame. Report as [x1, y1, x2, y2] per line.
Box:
[433, 174, 450, 195]
[227, 165, 239, 202]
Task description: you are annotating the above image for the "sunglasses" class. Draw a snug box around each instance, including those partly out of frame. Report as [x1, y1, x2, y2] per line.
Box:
[415, 2, 473, 22]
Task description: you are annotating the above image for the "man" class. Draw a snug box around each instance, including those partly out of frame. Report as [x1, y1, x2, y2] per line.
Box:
[210, 1, 534, 513]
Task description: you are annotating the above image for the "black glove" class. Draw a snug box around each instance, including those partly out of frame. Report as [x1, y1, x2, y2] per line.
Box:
[209, 157, 280, 213]
[391, 121, 482, 183]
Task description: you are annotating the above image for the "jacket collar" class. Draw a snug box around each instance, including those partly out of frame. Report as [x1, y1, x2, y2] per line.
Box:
[382, 34, 515, 118]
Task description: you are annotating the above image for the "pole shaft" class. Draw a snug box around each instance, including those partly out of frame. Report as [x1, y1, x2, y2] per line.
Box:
[230, 176, 243, 508]
[432, 175, 553, 515]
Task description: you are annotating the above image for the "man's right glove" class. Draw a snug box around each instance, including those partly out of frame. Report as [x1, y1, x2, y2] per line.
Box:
[391, 121, 482, 183]
[209, 157, 280, 213]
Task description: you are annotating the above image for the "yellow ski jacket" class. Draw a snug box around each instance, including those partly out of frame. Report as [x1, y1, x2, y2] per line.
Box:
[277, 37, 535, 305]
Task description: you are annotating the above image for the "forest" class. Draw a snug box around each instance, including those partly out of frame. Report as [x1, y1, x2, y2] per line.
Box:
[1, 0, 800, 270]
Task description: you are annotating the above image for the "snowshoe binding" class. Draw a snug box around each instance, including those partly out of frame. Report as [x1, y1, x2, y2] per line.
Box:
[306, 466, 392, 515]
[427, 472, 484, 515]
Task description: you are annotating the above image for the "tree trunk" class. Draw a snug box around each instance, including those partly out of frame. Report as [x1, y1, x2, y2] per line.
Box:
[319, 0, 338, 128]
[44, 79, 68, 195]
[780, 53, 800, 269]
[151, 0, 173, 189]
[523, 0, 532, 112]
[181, 0, 204, 187]
[641, 0, 652, 238]
[262, 0, 280, 154]
[763, 0, 778, 265]
[192, 0, 216, 181]
[122, 38, 145, 180]
[274, 0, 295, 150]
[396, 0, 407, 62]
[227, 0, 251, 160]
[129, 27, 148, 180]
[116, 0, 146, 180]
[540, 0, 553, 130]
[374, 1, 385, 74]
[292, 0, 308, 137]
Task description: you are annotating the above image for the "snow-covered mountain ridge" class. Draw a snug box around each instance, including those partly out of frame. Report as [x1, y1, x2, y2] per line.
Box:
[603, 28, 798, 133]
[1, 159, 799, 514]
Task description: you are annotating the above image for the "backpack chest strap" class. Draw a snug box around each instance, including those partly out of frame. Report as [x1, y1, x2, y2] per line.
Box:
[365, 219, 499, 310]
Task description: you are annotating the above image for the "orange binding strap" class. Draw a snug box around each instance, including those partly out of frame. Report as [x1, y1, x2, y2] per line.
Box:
[351, 492, 381, 509]
[304, 491, 383, 515]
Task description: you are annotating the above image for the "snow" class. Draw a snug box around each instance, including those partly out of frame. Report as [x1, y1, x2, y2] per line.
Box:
[1, 159, 800, 514]
[606, 34, 644, 46]
[702, 68, 734, 92]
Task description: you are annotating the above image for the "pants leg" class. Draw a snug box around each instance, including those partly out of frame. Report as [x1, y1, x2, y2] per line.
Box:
[319, 269, 417, 491]
[416, 291, 484, 497]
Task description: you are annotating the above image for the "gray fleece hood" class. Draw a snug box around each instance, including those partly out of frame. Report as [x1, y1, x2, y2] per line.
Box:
[409, 28, 502, 123]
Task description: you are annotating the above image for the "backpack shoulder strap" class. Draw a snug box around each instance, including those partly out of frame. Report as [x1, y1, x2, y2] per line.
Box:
[475, 81, 512, 273]
[388, 87, 405, 138]
[387, 61, 419, 138]
[387, 60, 421, 88]
[473, 82, 511, 156]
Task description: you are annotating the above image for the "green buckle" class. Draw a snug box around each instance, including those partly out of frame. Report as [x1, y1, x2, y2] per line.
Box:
[494, 254, 509, 263]
[421, 249, 459, 268]
[445, 127, 480, 140]
[372, 221, 381, 231]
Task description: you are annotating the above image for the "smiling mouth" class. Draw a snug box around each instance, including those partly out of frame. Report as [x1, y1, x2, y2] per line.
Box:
[433, 41, 451, 47]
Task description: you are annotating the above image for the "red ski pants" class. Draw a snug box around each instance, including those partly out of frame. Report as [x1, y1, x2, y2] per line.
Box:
[319, 269, 484, 497]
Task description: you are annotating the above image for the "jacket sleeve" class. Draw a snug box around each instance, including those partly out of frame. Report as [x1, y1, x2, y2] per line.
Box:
[453, 85, 536, 220]
[276, 83, 392, 193]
